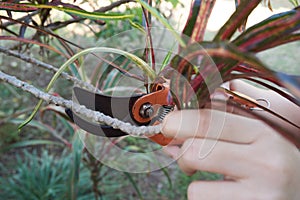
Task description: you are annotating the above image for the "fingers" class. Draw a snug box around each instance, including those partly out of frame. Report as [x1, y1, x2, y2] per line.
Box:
[188, 181, 247, 200]
[230, 80, 300, 125]
[230, 80, 270, 99]
[162, 145, 180, 158]
[162, 109, 266, 144]
[174, 138, 250, 177]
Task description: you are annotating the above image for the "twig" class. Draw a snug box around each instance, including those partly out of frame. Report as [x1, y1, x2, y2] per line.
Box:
[0, 70, 161, 137]
[97, 0, 135, 12]
[0, 46, 99, 92]
[1, 11, 40, 27]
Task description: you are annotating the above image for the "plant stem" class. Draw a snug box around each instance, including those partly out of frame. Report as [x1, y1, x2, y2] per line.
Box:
[0, 70, 161, 137]
[0, 46, 99, 92]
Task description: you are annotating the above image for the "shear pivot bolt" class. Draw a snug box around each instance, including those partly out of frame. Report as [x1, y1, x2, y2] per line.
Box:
[139, 103, 154, 118]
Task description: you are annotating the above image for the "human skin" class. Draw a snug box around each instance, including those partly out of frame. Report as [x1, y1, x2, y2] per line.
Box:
[161, 81, 300, 200]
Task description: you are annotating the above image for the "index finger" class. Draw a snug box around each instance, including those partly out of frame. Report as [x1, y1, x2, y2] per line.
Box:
[161, 109, 267, 144]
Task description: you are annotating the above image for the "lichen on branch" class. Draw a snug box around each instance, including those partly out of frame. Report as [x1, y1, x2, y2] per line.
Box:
[0, 70, 161, 137]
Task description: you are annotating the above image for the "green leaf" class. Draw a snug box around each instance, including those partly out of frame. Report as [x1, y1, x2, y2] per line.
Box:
[70, 132, 84, 200]
[137, 0, 186, 47]
[1, 140, 62, 152]
[182, 0, 216, 42]
[214, 0, 261, 41]
[181, 0, 201, 40]
[168, 0, 180, 8]
[160, 44, 176, 72]
[161, 167, 173, 190]
[256, 33, 300, 51]
[175, 41, 272, 76]
[124, 172, 144, 200]
[233, 8, 300, 52]
[171, 41, 274, 108]
[289, 0, 299, 6]
[0, 3, 134, 20]
[10, 118, 49, 130]
[129, 20, 146, 34]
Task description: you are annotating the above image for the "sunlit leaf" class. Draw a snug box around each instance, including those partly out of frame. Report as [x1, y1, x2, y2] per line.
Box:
[129, 20, 146, 34]
[214, 0, 261, 41]
[191, 0, 216, 42]
[168, 0, 180, 8]
[160, 44, 176, 72]
[289, 0, 299, 7]
[181, 0, 201, 41]
[0, 3, 134, 20]
[251, 33, 300, 51]
[233, 7, 300, 52]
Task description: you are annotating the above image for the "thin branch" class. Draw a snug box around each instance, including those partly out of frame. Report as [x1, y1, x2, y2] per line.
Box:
[0, 70, 161, 137]
[1, 10, 40, 27]
[97, 0, 135, 12]
[0, 25, 18, 36]
[0, 46, 99, 92]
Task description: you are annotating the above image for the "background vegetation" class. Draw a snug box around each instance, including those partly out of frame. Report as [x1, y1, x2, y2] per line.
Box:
[0, 1, 217, 199]
[0, 0, 299, 199]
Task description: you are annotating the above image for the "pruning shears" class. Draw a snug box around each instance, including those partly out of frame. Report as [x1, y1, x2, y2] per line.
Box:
[65, 83, 174, 146]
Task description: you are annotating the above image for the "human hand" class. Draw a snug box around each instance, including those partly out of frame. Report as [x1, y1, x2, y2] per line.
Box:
[161, 81, 300, 200]
[162, 109, 300, 200]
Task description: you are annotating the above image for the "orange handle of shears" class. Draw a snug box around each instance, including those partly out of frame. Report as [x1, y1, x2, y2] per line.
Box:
[132, 84, 173, 146]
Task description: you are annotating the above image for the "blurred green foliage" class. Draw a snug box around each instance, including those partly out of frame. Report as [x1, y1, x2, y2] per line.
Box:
[1, 0, 299, 199]
[0, 150, 92, 200]
[96, 8, 143, 39]
[0, 1, 203, 199]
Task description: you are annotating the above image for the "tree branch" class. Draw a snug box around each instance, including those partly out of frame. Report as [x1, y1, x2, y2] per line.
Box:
[0, 46, 99, 93]
[0, 70, 161, 137]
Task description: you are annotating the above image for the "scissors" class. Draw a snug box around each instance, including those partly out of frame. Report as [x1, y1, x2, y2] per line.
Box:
[65, 83, 174, 146]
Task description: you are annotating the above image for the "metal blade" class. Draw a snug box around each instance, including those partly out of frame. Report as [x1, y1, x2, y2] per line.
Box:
[73, 87, 145, 125]
[65, 108, 127, 137]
